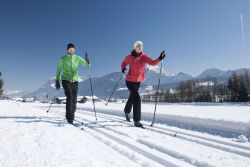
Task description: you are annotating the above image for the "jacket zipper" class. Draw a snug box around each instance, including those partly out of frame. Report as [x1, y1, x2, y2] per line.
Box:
[71, 56, 73, 82]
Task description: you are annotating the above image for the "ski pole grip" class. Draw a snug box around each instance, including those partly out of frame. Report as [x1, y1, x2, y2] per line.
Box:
[85, 52, 88, 58]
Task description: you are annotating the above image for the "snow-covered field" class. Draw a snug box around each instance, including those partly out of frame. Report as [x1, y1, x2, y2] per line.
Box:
[48, 101, 250, 140]
[1, 100, 250, 167]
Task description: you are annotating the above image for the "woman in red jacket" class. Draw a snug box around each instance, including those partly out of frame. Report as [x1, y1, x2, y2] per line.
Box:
[121, 41, 166, 127]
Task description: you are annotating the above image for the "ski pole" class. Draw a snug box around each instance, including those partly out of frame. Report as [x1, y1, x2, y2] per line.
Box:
[47, 96, 56, 113]
[47, 101, 52, 113]
[150, 58, 164, 127]
[105, 73, 123, 106]
[86, 52, 97, 121]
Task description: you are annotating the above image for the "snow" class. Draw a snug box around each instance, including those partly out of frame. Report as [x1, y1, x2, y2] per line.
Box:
[196, 81, 214, 86]
[145, 86, 153, 91]
[147, 65, 160, 73]
[116, 88, 128, 91]
[63, 102, 250, 140]
[147, 64, 173, 77]
[238, 135, 249, 143]
[1, 100, 250, 167]
[50, 83, 56, 88]
[3, 90, 23, 95]
[0, 101, 138, 167]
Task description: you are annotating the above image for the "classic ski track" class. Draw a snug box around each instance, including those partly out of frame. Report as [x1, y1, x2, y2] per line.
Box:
[73, 107, 250, 158]
[50, 111, 159, 167]
[10, 103, 139, 167]
[52, 108, 250, 167]
[78, 107, 250, 150]
[52, 109, 196, 167]
[75, 116, 214, 167]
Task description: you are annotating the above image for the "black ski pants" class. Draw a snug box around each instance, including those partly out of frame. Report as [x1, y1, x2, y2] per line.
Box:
[62, 80, 78, 123]
[124, 81, 141, 122]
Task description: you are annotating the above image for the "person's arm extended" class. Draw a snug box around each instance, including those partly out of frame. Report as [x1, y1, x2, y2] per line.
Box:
[56, 58, 63, 80]
[144, 55, 160, 66]
[79, 56, 90, 68]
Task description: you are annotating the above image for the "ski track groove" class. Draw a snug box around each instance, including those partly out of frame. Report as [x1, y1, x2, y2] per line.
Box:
[70, 113, 250, 167]
[74, 107, 250, 158]
[78, 117, 213, 167]
[52, 112, 153, 167]
[52, 109, 196, 167]
[79, 107, 250, 151]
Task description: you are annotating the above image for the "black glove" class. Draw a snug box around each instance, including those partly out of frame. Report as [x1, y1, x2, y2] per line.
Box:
[159, 50, 166, 60]
[55, 80, 60, 90]
[85, 52, 90, 65]
[122, 68, 127, 73]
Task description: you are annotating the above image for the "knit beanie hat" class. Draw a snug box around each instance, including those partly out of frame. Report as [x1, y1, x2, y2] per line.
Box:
[134, 41, 143, 49]
[67, 43, 75, 50]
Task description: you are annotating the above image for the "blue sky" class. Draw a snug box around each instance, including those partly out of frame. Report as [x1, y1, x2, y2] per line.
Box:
[0, 0, 249, 92]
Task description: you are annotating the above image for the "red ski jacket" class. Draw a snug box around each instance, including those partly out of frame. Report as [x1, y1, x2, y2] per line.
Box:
[121, 51, 160, 82]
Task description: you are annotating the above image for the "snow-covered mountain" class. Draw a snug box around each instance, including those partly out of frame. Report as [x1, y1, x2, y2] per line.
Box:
[24, 76, 85, 99]
[77, 72, 135, 99]
[24, 68, 250, 99]
[24, 65, 191, 99]
[171, 72, 193, 82]
[24, 78, 63, 99]
[196, 68, 225, 79]
[3, 89, 28, 98]
[196, 68, 250, 82]
[144, 65, 192, 86]
[149, 68, 250, 90]
[24, 73, 146, 99]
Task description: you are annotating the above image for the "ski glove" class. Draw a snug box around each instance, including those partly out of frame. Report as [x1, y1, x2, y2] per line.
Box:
[159, 51, 166, 60]
[55, 80, 60, 90]
[122, 68, 127, 73]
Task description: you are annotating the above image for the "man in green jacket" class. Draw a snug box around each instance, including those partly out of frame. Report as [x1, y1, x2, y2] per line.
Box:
[55, 43, 90, 124]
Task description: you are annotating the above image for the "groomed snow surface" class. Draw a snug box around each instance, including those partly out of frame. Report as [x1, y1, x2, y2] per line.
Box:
[0, 100, 250, 167]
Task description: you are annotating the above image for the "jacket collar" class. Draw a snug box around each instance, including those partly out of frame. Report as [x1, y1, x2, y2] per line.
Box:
[131, 49, 143, 57]
[67, 54, 75, 58]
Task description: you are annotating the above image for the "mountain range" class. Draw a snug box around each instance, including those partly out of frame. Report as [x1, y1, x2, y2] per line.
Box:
[23, 67, 250, 99]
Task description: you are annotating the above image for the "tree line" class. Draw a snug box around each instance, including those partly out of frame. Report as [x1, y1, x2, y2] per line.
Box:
[142, 70, 250, 103]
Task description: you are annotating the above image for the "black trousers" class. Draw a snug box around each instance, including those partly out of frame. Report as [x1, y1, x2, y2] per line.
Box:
[124, 81, 141, 122]
[62, 80, 78, 123]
